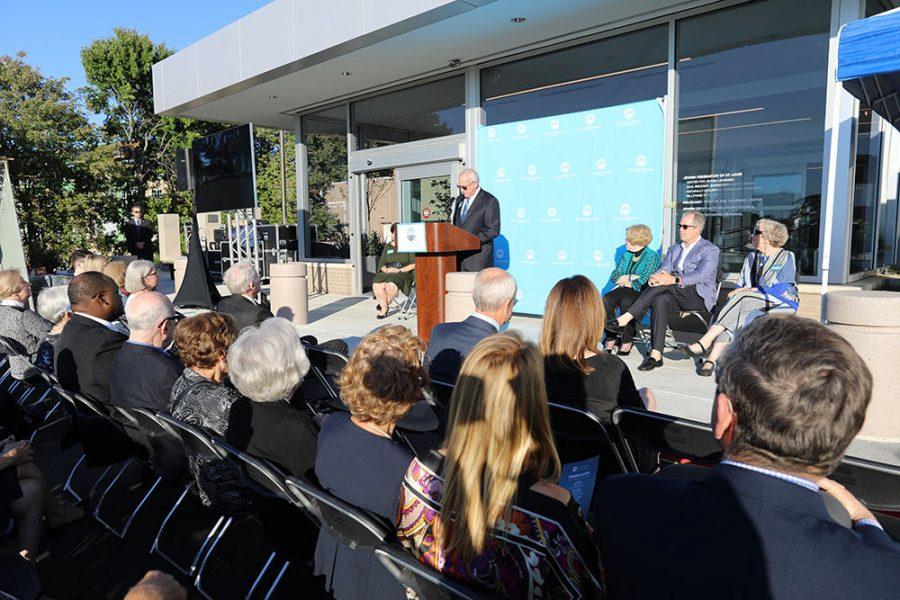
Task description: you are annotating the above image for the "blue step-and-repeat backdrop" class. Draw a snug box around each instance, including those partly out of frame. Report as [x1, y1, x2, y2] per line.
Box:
[478, 99, 665, 315]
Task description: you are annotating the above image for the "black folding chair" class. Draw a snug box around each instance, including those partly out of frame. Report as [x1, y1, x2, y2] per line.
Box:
[426, 379, 455, 412]
[833, 456, 900, 512]
[375, 543, 494, 600]
[612, 407, 721, 473]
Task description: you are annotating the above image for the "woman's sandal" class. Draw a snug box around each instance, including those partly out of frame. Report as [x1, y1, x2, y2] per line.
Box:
[680, 341, 708, 358]
[698, 359, 715, 377]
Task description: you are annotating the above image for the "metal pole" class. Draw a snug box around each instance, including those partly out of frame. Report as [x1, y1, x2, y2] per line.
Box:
[820, 74, 846, 321]
[249, 124, 262, 290]
[279, 129, 288, 225]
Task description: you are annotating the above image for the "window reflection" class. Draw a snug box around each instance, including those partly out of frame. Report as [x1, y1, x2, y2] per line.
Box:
[676, 0, 831, 276]
[851, 106, 881, 273]
[302, 106, 350, 259]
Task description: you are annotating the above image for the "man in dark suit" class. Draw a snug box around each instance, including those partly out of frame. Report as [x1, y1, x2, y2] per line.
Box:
[596, 315, 900, 599]
[55, 272, 127, 403]
[109, 291, 183, 412]
[426, 268, 516, 383]
[217, 261, 273, 332]
[123, 205, 155, 261]
[450, 168, 500, 272]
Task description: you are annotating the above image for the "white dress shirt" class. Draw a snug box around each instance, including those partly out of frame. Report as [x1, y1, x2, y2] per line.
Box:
[74, 311, 118, 331]
[470, 311, 500, 332]
[457, 187, 480, 223]
[676, 239, 700, 272]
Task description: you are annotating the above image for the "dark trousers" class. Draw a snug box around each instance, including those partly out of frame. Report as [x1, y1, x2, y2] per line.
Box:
[626, 284, 708, 352]
[603, 287, 641, 344]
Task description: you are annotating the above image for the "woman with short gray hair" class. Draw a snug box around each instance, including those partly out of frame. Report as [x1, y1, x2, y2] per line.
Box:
[226, 317, 318, 477]
[124, 259, 158, 296]
[683, 218, 798, 376]
[34, 285, 71, 372]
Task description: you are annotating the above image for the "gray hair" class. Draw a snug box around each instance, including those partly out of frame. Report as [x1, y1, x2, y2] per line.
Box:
[473, 268, 517, 312]
[228, 317, 311, 403]
[125, 291, 174, 332]
[223, 261, 259, 295]
[37, 285, 70, 324]
[755, 218, 789, 248]
[682, 210, 706, 231]
[125, 260, 156, 294]
[459, 168, 479, 186]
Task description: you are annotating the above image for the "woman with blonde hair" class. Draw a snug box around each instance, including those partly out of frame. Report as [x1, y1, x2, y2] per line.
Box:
[683, 218, 798, 376]
[602, 223, 661, 354]
[397, 332, 604, 598]
[542, 275, 654, 425]
[314, 325, 427, 600]
[74, 254, 108, 275]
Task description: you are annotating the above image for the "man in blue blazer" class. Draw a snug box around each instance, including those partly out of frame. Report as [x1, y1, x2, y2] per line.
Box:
[596, 315, 900, 599]
[612, 210, 719, 370]
[426, 268, 516, 383]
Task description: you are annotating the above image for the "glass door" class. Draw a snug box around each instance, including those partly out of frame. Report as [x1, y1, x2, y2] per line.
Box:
[396, 163, 459, 223]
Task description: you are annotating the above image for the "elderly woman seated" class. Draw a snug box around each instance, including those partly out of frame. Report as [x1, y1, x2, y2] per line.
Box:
[34, 285, 71, 373]
[682, 218, 799, 376]
[314, 325, 428, 600]
[0, 269, 50, 380]
[124, 260, 159, 301]
[225, 318, 318, 478]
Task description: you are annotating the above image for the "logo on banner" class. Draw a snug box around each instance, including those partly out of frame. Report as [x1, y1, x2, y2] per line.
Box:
[550, 119, 559, 130]
[556, 162, 575, 179]
[516, 208, 526, 219]
[557, 250, 568, 261]
[560, 162, 570, 174]
[547, 206, 558, 218]
[596, 158, 607, 171]
[577, 203, 599, 223]
[624, 108, 635, 120]
[636, 155, 647, 168]
[620, 203, 632, 216]
[524, 164, 541, 182]
[487, 127, 497, 139]
[593, 250, 604, 263]
[628, 154, 653, 174]
[618, 106, 643, 127]
[613, 202, 638, 223]
[495, 167, 510, 182]
[526, 249, 535, 260]
[517, 123, 527, 135]
[581, 205, 592, 217]
[584, 114, 596, 126]
[515, 290, 524, 301]
[553, 249, 573, 266]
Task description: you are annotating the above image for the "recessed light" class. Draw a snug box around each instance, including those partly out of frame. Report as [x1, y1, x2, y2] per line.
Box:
[511, 16, 526, 24]
[340, 71, 353, 76]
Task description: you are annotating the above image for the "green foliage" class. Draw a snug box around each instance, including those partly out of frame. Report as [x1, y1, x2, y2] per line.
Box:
[361, 231, 385, 257]
[253, 128, 297, 224]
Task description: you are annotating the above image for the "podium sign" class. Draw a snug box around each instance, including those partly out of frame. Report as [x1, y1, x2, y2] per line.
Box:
[396, 222, 427, 253]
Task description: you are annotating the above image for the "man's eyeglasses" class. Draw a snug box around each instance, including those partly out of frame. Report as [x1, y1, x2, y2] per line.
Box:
[679, 224, 695, 230]
[457, 182, 474, 191]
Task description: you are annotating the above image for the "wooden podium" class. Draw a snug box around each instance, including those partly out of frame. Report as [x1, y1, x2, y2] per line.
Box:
[413, 222, 480, 342]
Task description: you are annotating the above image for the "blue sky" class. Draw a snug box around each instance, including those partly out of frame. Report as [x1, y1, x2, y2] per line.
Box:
[0, 0, 268, 93]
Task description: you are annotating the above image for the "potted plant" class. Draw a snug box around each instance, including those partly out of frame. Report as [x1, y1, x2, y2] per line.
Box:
[362, 230, 385, 291]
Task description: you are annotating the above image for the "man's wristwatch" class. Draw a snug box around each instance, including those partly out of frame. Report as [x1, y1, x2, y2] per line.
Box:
[675, 275, 682, 286]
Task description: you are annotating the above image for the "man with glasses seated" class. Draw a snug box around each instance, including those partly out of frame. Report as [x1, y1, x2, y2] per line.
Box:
[109, 292, 183, 412]
[609, 210, 719, 371]
[450, 168, 500, 272]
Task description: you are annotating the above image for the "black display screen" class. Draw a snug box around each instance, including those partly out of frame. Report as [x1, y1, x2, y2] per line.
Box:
[192, 124, 256, 212]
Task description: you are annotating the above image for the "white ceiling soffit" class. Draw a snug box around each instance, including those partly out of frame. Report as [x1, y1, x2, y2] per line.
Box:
[155, 0, 706, 129]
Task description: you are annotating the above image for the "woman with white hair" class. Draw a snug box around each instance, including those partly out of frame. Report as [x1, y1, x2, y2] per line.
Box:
[226, 317, 318, 477]
[682, 218, 799, 376]
[0, 270, 50, 380]
[124, 260, 159, 298]
[34, 285, 71, 372]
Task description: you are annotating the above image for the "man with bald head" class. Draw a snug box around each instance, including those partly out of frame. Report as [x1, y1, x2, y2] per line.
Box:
[55, 272, 127, 402]
[450, 168, 501, 272]
[109, 292, 183, 411]
[426, 267, 516, 382]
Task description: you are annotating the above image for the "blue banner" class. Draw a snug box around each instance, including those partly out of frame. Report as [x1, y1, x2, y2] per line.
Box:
[479, 100, 665, 315]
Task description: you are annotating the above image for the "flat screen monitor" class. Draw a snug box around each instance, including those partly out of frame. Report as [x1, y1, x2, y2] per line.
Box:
[192, 124, 256, 213]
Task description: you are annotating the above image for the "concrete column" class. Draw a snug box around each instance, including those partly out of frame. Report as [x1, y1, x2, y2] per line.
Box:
[444, 272, 477, 323]
[269, 262, 309, 325]
[824, 290, 900, 441]
[173, 256, 188, 294]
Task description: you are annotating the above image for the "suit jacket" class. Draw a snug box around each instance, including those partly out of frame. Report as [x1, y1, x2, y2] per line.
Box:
[216, 294, 273, 332]
[55, 314, 127, 403]
[108, 342, 183, 412]
[658, 238, 720, 311]
[596, 463, 900, 599]
[227, 398, 318, 478]
[449, 188, 500, 272]
[426, 315, 497, 383]
[124, 219, 154, 260]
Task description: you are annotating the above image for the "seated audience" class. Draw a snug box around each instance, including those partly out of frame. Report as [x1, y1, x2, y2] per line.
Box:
[169, 312, 247, 510]
[216, 261, 272, 332]
[602, 224, 661, 355]
[426, 267, 516, 383]
[109, 292, 182, 412]
[542, 275, 654, 424]
[103, 259, 129, 301]
[611, 210, 719, 371]
[226, 318, 318, 477]
[372, 223, 416, 319]
[682, 218, 798, 376]
[0, 435, 82, 562]
[314, 325, 426, 600]
[124, 259, 159, 301]
[596, 315, 900, 599]
[55, 272, 126, 403]
[34, 285, 71, 373]
[0, 270, 50, 380]
[74, 253, 108, 276]
[397, 332, 604, 598]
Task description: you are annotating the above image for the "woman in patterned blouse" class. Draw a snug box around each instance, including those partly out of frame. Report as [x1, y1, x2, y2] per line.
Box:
[396, 332, 605, 599]
[602, 224, 661, 355]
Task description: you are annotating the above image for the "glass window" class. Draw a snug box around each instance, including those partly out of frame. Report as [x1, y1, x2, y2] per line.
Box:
[302, 105, 350, 259]
[850, 105, 882, 273]
[676, 0, 831, 276]
[352, 76, 465, 149]
[481, 25, 668, 125]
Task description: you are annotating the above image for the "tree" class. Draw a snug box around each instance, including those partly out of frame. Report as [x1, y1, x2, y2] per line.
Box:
[0, 52, 114, 269]
[253, 128, 297, 224]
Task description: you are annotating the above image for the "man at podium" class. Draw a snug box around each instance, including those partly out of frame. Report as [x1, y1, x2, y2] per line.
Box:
[449, 168, 500, 272]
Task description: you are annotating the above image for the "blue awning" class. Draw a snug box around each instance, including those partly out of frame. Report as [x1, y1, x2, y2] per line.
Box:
[838, 8, 900, 130]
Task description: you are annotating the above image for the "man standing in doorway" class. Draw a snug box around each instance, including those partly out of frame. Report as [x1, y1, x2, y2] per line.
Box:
[450, 168, 500, 272]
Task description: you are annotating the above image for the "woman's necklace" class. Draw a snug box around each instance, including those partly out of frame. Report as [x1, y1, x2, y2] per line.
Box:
[353, 417, 393, 439]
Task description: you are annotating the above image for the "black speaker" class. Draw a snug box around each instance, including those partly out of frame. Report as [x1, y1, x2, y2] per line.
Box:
[205, 250, 223, 277]
[175, 148, 194, 191]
